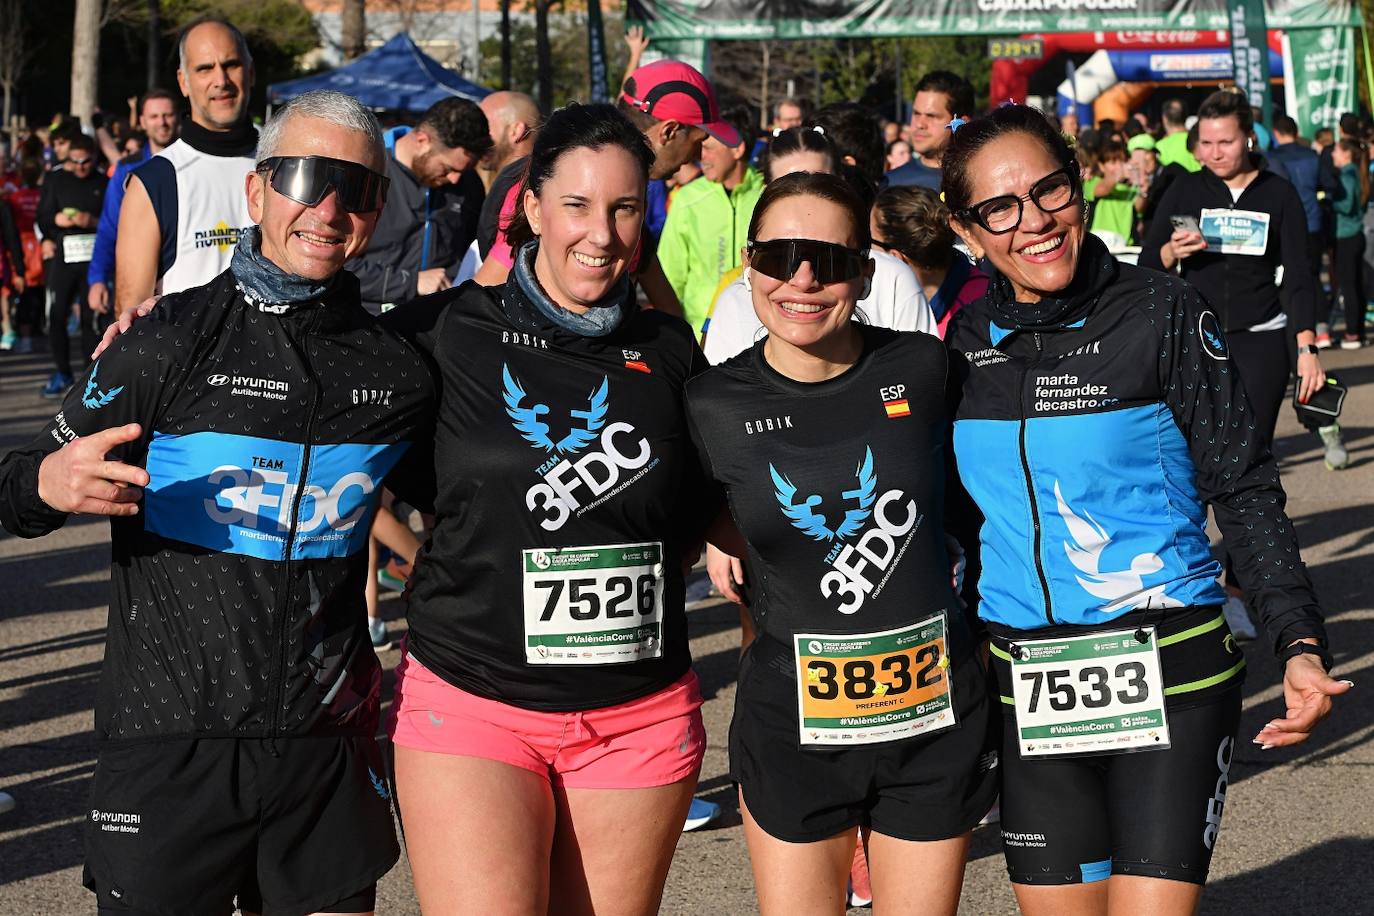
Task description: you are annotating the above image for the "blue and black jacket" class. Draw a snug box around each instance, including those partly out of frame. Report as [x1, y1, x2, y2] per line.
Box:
[946, 241, 1326, 660]
[0, 269, 434, 742]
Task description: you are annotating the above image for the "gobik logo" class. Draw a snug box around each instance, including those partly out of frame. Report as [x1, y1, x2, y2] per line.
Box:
[770, 448, 919, 614]
[502, 364, 654, 531]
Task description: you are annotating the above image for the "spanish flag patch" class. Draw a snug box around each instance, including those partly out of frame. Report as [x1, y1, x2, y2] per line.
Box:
[884, 399, 910, 418]
[625, 360, 651, 374]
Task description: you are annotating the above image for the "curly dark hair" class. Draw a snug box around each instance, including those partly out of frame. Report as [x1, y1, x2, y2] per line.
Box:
[419, 97, 494, 158]
[873, 185, 955, 272]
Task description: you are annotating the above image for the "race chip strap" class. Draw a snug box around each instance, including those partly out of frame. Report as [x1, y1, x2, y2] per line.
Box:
[522, 542, 665, 665]
[1009, 626, 1171, 758]
[793, 614, 955, 747]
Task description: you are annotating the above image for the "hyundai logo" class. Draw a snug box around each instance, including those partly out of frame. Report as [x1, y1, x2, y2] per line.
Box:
[207, 374, 229, 386]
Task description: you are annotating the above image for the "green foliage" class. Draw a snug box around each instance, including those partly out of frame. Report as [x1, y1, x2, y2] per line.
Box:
[482, 11, 629, 107]
[815, 36, 991, 111]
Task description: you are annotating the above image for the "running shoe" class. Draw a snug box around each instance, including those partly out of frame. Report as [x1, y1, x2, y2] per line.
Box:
[15, 336, 32, 354]
[41, 372, 72, 398]
[377, 557, 410, 593]
[0, 330, 14, 350]
[1314, 323, 1332, 350]
[1222, 595, 1257, 641]
[1340, 334, 1363, 350]
[0, 791, 13, 815]
[1319, 424, 1349, 470]
[682, 797, 721, 832]
[368, 617, 391, 652]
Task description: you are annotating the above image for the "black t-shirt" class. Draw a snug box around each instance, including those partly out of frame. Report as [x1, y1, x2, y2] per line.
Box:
[685, 327, 977, 666]
[385, 281, 718, 711]
[477, 157, 528, 260]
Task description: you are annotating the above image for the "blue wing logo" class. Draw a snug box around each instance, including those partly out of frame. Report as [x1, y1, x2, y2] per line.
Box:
[771, 447, 878, 542]
[503, 364, 556, 451]
[556, 377, 609, 453]
[502, 365, 611, 457]
[1198, 311, 1229, 361]
[367, 767, 390, 801]
[81, 361, 124, 410]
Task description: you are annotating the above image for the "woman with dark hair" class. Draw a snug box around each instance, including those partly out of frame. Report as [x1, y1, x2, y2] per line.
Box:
[384, 102, 721, 913]
[943, 103, 1348, 915]
[703, 126, 934, 364]
[1139, 88, 1328, 630]
[690, 170, 996, 915]
[871, 185, 988, 337]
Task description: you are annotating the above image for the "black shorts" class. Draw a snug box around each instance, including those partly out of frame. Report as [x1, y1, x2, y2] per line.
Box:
[731, 637, 1000, 844]
[990, 607, 1246, 887]
[83, 736, 400, 916]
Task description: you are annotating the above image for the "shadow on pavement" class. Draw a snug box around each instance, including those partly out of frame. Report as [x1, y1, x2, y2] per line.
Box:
[1201, 837, 1374, 915]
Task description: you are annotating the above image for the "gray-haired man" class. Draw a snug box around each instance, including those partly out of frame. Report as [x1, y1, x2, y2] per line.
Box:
[0, 90, 435, 915]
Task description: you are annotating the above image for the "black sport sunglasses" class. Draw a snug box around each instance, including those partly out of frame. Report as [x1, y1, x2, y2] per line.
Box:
[746, 238, 869, 285]
[257, 155, 390, 214]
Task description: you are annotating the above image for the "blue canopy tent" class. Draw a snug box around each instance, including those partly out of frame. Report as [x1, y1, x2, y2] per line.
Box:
[268, 33, 489, 114]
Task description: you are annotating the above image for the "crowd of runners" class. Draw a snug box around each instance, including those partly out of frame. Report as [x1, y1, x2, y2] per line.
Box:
[0, 14, 1361, 916]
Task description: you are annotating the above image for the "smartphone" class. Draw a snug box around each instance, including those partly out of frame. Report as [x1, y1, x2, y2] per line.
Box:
[1170, 215, 1202, 235]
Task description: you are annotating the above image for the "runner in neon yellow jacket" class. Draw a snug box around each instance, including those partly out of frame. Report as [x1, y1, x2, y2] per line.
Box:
[659, 164, 764, 334]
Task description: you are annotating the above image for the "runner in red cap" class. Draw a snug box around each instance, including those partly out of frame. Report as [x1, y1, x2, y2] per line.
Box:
[473, 59, 736, 320]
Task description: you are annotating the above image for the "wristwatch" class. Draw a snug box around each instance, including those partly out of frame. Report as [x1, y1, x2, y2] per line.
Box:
[1279, 641, 1333, 672]
[1298, 344, 1320, 355]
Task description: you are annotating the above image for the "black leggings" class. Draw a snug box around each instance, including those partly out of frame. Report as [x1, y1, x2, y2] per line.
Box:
[1223, 327, 1289, 450]
[1309, 231, 1331, 327]
[46, 260, 97, 377]
[1335, 233, 1368, 338]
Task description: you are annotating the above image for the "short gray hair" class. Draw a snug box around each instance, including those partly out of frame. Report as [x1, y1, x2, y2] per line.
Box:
[178, 18, 254, 74]
[257, 90, 386, 168]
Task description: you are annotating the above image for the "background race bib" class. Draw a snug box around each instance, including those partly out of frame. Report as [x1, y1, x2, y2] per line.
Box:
[522, 542, 664, 665]
[62, 233, 96, 264]
[1010, 626, 1170, 758]
[1199, 208, 1270, 256]
[793, 615, 954, 746]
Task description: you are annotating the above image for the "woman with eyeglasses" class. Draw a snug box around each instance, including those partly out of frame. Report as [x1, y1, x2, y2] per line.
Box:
[942, 104, 1347, 916]
[686, 171, 998, 915]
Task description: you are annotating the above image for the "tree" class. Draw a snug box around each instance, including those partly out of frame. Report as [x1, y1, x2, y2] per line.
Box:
[341, 0, 366, 61]
[71, 0, 103, 128]
[0, 0, 37, 131]
[533, 0, 552, 112]
[481, 13, 629, 109]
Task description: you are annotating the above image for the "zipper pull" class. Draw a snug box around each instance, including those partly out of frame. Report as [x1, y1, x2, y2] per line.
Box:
[1033, 332, 1043, 352]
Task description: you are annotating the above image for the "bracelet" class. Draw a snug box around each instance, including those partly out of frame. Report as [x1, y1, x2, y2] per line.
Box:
[1279, 641, 1333, 672]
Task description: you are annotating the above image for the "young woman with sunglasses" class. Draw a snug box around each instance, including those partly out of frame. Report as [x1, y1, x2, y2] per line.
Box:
[686, 171, 998, 915]
[942, 104, 1348, 916]
[382, 103, 720, 915]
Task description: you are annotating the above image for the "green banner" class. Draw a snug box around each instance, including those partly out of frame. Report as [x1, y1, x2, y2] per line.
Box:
[1285, 27, 1358, 138]
[629, 0, 1359, 41]
[1231, 0, 1274, 126]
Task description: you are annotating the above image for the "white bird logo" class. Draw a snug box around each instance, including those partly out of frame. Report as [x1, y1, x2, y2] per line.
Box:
[1053, 481, 1183, 613]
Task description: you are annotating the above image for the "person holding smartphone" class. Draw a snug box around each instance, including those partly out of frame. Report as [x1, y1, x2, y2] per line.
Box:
[1139, 89, 1325, 638]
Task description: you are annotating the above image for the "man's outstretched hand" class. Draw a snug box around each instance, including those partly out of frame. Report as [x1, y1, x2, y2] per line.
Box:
[37, 424, 149, 516]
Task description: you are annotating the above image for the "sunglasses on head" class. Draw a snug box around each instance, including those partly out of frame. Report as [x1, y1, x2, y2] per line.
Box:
[69, 157, 94, 167]
[256, 156, 390, 214]
[746, 238, 868, 285]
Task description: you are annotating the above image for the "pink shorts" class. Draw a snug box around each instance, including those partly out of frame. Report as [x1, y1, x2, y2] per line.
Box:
[388, 652, 705, 789]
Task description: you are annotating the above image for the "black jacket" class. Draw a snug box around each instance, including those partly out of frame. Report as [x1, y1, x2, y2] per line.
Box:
[347, 154, 484, 314]
[1139, 160, 1314, 333]
[0, 270, 434, 743]
[36, 169, 106, 266]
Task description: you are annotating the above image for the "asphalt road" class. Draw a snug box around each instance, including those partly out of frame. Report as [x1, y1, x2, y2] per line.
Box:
[2, 342, 1372, 915]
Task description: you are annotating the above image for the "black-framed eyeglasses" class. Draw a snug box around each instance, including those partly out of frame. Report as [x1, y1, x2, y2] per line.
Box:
[747, 238, 869, 285]
[956, 166, 1079, 235]
[256, 155, 390, 214]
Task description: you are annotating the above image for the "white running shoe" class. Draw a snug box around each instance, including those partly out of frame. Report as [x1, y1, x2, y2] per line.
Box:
[682, 797, 721, 832]
[1223, 596, 1257, 642]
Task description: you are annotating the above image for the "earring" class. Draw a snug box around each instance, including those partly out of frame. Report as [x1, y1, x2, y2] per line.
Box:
[742, 267, 752, 292]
